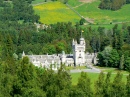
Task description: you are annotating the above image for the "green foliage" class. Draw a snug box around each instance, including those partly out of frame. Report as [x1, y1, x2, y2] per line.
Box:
[79, 18, 85, 25]
[99, 0, 126, 10]
[0, 58, 129, 96]
[73, 0, 130, 24]
[125, 57, 130, 71]
[77, 72, 93, 97]
[103, 72, 111, 97]
[110, 72, 126, 97]
[12, 0, 39, 23]
[126, 74, 130, 97]
[95, 72, 105, 97]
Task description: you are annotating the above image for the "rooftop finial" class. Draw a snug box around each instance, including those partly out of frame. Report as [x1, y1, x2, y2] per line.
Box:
[22, 51, 25, 58]
[81, 30, 84, 38]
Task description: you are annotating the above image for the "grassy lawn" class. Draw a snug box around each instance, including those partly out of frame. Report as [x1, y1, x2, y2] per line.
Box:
[71, 72, 128, 87]
[95, 66, 129, 74]
[81, 23, 123, 29]
[67, 0, 83, 7]
[33, 1, 80, 24]
[32, 0, 52, 4]
[68, 0, 130, 24]
[66, 66, 87, 70]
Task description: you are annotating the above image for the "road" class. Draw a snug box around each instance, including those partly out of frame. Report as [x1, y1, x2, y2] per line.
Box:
[70, 68, 101, 73]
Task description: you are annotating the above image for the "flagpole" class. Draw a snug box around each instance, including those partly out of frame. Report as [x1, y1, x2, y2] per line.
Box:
[81, 30, 84, 38]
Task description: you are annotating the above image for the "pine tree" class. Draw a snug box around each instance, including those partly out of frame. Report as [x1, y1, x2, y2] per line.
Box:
[119, 54, 124, 70]
[95, 72, 105, 97]
[77, 72, 93, 97]
[126, 74, 130, 97]
[110, 72, 126, 97]
[103, 72, 111, 97]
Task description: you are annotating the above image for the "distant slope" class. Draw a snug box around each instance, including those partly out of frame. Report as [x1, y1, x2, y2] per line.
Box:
[33, 2, 80, 24]
[68, 0, 130, 24]
[32, 0, 51, 4]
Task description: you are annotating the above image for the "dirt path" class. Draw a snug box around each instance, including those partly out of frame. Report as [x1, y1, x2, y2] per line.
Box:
[32, 1, 52, 6]
[73, 3, 86, 8]
[70, 0, 96, 24]
[79, 0, 96, 3]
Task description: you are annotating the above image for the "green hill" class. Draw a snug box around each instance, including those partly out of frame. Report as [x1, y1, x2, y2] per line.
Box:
[33, 0, 130, 25]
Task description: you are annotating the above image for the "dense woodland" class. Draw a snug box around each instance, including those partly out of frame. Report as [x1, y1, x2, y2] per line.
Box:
[0, 56, 130, 97]
[0, 0, 130, 96]
[99, 0, 130, 10]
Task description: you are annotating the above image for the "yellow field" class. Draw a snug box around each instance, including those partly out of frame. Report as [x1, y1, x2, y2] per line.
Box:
[33, 2, 80, 24]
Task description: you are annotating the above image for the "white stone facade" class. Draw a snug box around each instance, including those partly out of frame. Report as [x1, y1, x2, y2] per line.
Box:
[22, 37, 97, 69]
[72, 38, 86, 66]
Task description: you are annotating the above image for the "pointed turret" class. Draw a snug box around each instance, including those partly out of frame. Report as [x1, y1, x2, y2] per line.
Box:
[61, 51, 66, 64]
[22, 51, 25, 58]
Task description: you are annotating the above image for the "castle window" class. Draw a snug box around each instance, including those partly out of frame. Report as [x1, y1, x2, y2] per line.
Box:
[79, 54, 82, 58]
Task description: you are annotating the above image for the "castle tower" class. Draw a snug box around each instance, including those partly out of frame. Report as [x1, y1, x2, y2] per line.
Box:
[61, 51, 66, 64]
[22, 51, 25, 58]
[72, 37, 85, 66]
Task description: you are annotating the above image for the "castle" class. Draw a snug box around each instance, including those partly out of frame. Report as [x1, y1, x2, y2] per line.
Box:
[22, 37, 97, 70]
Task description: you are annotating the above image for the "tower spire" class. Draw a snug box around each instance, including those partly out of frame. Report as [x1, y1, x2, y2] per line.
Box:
[81, 30, 84, 38]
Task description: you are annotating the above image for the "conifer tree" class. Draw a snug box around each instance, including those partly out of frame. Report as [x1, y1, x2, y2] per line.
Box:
[103, 72, 111, 97]
[77, 72, 93, 97]
[95, 72, 105, 97]
[119, 54, 124, 70]
[126, 74, 130, 97]
[110, 72, 126, 97]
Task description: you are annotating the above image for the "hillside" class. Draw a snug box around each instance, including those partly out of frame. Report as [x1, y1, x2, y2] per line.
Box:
[33, 1, 80, 24]
[33, 0, 130, 25]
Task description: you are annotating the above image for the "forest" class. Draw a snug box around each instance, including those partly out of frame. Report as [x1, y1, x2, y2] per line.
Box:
[0, 56, 130, 97]
[99, 0, 130, 10]
[0, 0, 130, 96]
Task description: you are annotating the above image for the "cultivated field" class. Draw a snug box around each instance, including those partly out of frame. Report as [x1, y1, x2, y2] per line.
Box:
[33, 2, 80, 24]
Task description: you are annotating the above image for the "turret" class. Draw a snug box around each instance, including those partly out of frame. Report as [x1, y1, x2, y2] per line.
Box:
[80, 38, 85, 45]
[61, 51, 66, 64]
[22, 51, 25, 58]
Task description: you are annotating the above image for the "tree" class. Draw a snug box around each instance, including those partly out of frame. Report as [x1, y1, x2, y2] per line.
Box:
[103, 72, 111, 97]
[3, 34, 14, 58]
[12, 56, 46, 97]
[110, 72, 126, 97]
[12, 0, 39, 23]
[97, 46, 112, 67]
[95, 72, 105, 97]
[112, 33, 118, 49]
[79, 18, 85, 25]
[42, 44, 56, 54]
[118, 31, 124, 50]
[99, 0, 126, 10]
[126, 74, 130, 97]
[125, 57, 130, 71]
[77, 72, 93, 97]
[109, 49, 120, 67]
[119, 54, 124, 70]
